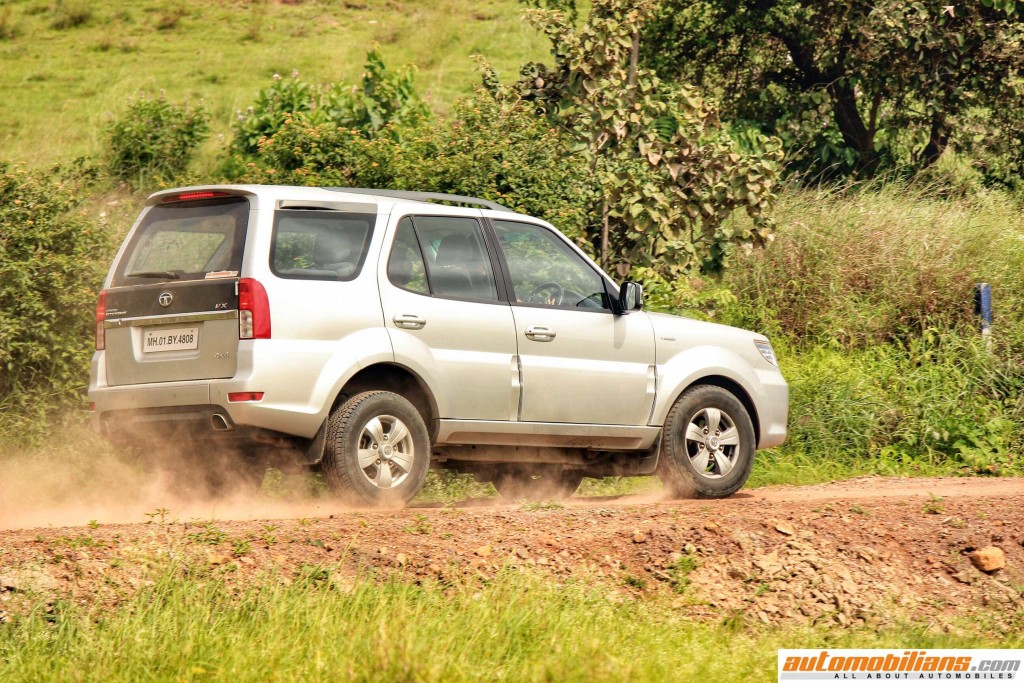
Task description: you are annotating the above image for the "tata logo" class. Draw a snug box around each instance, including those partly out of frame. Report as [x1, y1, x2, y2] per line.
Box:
[158, 291, 173, 308]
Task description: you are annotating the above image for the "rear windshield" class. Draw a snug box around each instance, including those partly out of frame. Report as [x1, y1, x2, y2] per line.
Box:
[113, 197, 249, 286]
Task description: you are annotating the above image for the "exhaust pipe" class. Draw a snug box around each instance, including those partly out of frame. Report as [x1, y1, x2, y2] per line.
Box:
[211, 414, 233, 432]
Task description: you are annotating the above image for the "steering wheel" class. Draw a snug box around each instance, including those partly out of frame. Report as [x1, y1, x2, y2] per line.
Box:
[527, 282, 564, 305]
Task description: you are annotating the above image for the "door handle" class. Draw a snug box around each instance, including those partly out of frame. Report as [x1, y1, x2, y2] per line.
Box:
[393, 314, 426, 330]
[524, 325, 556, 342]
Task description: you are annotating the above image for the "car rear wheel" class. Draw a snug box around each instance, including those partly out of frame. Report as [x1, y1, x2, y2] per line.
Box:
[490, 467, 583, 501]
[657, 385, 755, 499]
[320, 391, 430, 507]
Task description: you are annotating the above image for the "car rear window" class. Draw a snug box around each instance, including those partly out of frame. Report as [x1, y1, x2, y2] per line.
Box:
[270, 210, 374, 281]
[113, 197, 249, 286]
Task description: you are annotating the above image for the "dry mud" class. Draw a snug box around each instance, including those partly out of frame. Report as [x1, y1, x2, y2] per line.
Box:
[0, 476, 1021, 632]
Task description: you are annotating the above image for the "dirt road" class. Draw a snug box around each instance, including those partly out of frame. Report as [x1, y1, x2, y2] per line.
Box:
[0, 476, 1021, 631]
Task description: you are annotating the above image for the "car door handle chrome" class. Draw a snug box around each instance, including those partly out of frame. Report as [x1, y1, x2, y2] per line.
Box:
[524, 325, 556, 342]
[393, 314, 426, 330]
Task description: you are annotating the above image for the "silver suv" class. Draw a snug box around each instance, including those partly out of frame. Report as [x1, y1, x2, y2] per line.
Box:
[89, 185, 787, 504]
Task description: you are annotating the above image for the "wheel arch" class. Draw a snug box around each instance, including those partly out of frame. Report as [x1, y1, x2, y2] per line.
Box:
[331, 362, 440, 442]
[666, 375, 761, 447]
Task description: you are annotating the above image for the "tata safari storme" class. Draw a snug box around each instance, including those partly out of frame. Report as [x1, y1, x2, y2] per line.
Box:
[88, 186, 788, 505]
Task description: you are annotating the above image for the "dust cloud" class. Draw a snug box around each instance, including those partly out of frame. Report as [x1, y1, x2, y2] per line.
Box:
[0, 427, 354, 531]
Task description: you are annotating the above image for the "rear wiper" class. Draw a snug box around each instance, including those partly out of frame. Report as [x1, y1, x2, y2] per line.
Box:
[125, 271, 181, 280]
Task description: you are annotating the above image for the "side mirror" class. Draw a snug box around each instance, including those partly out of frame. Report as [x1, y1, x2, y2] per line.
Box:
[615, 281, 643, 315]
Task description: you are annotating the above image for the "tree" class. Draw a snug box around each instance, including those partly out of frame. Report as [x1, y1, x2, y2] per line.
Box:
[642, 0, 1024, 177]
[495, 0, 783, 275]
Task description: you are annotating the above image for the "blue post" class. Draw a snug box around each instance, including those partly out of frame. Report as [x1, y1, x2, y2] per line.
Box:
[975, 283, 992, 348]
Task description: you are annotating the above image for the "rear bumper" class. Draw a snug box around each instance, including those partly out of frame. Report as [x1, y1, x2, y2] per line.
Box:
[89, 339, 344, 440]
[97, 404, 234, 442]
[89, 380, 322, 442]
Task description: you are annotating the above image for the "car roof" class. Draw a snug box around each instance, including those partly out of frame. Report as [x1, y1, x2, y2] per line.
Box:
[146, 185, 520, 216]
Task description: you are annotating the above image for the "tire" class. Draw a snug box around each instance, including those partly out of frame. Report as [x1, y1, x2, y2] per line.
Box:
[657, 385, 756, 499]
[491, 467, 583, 501]
[320, 391, 430, 507]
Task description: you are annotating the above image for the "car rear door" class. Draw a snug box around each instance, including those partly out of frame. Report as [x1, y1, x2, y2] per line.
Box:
[378, 210, 519, 421]
[100, 193, 250, 386]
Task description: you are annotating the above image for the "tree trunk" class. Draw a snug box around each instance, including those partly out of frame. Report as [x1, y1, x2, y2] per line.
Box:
[918, 113, 949, 169]
[600, 198, 610, 269]
[827, 81, 879, 175]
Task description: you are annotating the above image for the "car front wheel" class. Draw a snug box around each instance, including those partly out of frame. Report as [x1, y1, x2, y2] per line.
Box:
[657, 385, 756, 498]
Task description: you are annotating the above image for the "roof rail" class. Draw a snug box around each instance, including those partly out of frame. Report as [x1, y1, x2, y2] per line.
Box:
[324, 187, 512, 212]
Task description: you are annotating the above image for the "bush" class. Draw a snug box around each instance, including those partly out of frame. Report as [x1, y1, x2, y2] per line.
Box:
[0, 6, 20, 40]
[232, 51, 426, 157]
[0, 164, 111, 445]
[50, 0, 91, 29]
[763, 335, 1024, 480]
[395, 93, 593, 244]
[104, 94, 209, 185]
[241, 91, 594, 245]
[241, 119, 407, 188]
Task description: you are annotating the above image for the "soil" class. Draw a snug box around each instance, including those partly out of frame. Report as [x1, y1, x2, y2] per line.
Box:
[1, 476, 1022, 632]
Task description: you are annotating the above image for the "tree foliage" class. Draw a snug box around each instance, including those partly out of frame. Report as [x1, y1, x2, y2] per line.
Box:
[241, 93, 594, 243]
[496, 0, 782, 274]
[643, 0, 1024, 179]
[243, 3, 783, 277]
[0, 164, 110, 443]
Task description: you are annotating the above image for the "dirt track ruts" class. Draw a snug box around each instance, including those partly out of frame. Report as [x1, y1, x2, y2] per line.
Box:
[0, 477, 1021, 632]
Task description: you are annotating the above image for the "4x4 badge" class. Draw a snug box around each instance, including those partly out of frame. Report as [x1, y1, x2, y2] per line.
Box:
[158, 291, 173, 307]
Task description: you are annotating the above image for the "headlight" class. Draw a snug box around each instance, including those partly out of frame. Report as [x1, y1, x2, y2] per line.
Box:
[754, 340, 778, 367]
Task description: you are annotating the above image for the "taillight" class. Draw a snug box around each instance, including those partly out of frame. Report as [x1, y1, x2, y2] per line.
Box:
[161, 191, 232, 203]
[95, 289, 108, 350]
[237, 278, 271, 339]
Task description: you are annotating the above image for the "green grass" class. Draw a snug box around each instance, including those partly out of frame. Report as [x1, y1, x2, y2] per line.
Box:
[0, 0, 548, 167]
[0, 566, 1019, 682]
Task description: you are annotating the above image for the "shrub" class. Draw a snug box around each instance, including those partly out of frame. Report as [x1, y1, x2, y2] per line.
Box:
[0, 7, 20, 40]
[232, 51, 426, 157]
[104, 94, 209, 184]
[155, 7, 186, 31]
[50, 0, 91, 29]
[241, 91, 595, 246]
[242, 119, 406, 189]
[767, 335, 1024, 479]
[0, 164, 111, 445]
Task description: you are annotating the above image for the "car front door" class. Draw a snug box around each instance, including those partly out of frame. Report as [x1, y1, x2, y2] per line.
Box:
[489, 218, 656, 426]
[379, 211, 519, 421]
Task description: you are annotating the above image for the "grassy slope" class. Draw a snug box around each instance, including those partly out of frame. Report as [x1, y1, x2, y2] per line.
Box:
[0, 0, 547, 167]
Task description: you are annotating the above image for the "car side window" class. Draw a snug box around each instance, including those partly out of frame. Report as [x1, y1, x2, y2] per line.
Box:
[389, 215, 499, 302]
[492, 220, 610, 310]
[271, 210, 373, 281]
[387, 218, 429, 294]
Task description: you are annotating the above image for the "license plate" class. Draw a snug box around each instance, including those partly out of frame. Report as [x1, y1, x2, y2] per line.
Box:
[143, 327, 199, 353]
